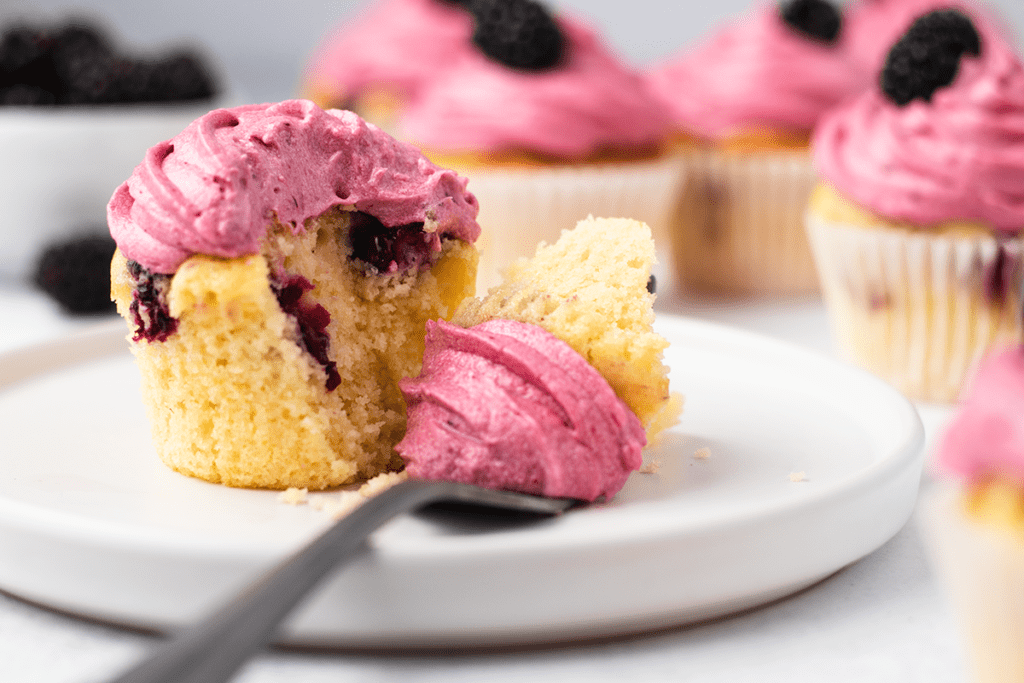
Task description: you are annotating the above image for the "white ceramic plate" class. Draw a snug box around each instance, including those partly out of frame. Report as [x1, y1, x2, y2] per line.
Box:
[0, 314, 924, 648]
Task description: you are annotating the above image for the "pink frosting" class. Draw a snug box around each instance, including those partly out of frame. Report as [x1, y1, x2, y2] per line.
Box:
[303, 0, 475, 103]
[938, 347, 1024, 485]
[396, 319, 646, 502]
[644, 5, 871, 140]
[108, 99, 480, 274]
[812, 32, 1024, 232]
[397, 15, 671, 157]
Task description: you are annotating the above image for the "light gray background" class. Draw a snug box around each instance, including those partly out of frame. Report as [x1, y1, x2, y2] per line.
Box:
[1, 0, 1022, 105]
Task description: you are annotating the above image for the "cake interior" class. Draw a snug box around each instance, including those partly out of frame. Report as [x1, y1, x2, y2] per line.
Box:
[112, 205, 477, 489]
[453, 215, 680, 438]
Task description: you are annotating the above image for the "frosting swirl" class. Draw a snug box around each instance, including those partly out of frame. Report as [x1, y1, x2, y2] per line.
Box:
[398, 15, 670, 158]
[303, 0, 475, 104]
[396, 318, 646, 501]
[108, 99, 480, 274]
[813, 32, 1024, 231]
[938, 347, 1024, 486]
[644, 5, 870, 140]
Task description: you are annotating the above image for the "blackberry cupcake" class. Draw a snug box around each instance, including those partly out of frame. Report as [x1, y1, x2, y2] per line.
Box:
[807, 10, 1024, 403]
[924, 347, 1024, 681]
[109, 100, 480, 490]
[397, 0, 683, 291]
[645, 0, 870, 296]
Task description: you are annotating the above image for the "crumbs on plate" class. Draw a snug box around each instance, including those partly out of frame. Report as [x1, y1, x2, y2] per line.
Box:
[281, 471, 409, 518]
[278, 487, 309, 505]
[639, 460, 661, 474]
[789, 471, 808, 483]
[693, 447, 711, 460]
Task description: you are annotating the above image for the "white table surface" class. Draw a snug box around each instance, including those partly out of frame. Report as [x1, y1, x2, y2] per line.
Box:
[0, 280, 967, 683]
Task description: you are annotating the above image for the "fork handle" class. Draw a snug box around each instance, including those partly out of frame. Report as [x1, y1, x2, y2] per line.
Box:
[108, 479, 450, 683]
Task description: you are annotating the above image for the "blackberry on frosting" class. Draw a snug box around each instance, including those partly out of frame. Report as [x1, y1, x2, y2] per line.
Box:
[779, 0, 843, 44]
[881, 9, 981, 106]
[467, 0, 564, 71]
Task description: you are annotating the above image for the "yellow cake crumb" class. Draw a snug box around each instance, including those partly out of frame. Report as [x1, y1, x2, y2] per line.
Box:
[639, 461, 661, 474]
[311, 471, 410, 519]
[693, 447, 711, 460]
[789, 471, 808, 483]
[278, 487, 309, 505]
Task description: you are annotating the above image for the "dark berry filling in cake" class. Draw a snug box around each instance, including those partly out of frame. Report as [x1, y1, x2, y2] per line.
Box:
[34, 233, 117, 315]
[271, 274, 341, 392]
[779, 0, 842, 45]
[126, 260, 179, 343]
[347, 211, 438, 274]
[881, 10, 981, 106]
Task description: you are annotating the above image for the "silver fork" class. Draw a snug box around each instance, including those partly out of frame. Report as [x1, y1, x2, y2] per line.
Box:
[107, 479, 576, 683]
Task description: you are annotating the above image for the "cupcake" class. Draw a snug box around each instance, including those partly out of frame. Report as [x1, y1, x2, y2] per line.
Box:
[397, 216, 682, 501]
[807, 9, 1024, 403]
[645, 0, 871, 297]
[924, 347, 1024, 682]
[397, 0, 683, 291]
[300, 0, 475, 136]
[108, 99, 480, 490]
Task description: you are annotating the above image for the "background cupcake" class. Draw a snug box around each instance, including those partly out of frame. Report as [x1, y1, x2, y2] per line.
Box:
[807, 9, 1024, 403]
[924, 346, 1024, 682]
[645, 0, 871, 297]
[397, 0, 683, 291]
[300, 0, 474, 136]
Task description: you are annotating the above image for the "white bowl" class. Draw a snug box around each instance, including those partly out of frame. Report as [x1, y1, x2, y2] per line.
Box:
[0, 99, 232, 282]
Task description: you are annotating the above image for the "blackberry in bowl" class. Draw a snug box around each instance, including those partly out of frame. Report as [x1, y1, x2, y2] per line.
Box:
[0, 18, 231, 284]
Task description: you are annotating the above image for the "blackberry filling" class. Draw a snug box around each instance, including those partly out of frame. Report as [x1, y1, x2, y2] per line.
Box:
[271, 274, 341, 392]
[126, 260, 178, 343]
[347, 211, 436, 273]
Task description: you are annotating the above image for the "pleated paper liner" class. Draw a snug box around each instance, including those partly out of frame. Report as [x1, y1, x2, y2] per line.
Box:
[669, 148, 819, 297]
[806, 215, 1023, 403]
[456, 153, 686, 292]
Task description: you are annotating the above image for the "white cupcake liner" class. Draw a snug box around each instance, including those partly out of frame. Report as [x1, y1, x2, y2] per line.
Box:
[669, 148, 819, 296]
[805, 214, 1024, 403]
[458, 153, 686, 292]
[922, 484, 1024, 683]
